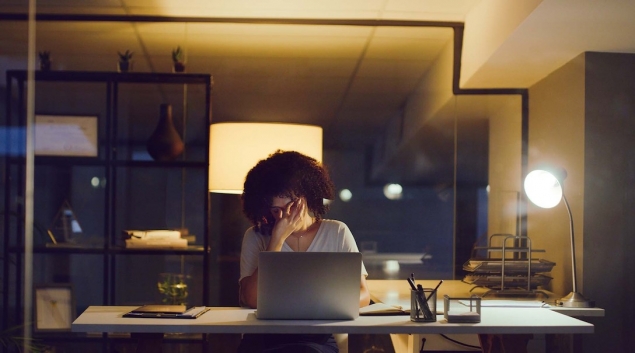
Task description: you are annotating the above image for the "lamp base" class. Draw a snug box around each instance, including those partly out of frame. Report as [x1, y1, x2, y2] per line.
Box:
[555, 291, 594, 308]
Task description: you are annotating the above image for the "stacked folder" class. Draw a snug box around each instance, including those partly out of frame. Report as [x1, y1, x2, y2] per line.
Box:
[123, 230, 187, 248]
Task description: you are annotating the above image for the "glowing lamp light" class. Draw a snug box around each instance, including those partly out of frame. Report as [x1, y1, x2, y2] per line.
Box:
[524, 170, 563, 209]
[524, 167, 593, 308]
[209, 122, 322, 194]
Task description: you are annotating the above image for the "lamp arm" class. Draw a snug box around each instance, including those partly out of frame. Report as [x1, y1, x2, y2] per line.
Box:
[561, 194, 578, 293]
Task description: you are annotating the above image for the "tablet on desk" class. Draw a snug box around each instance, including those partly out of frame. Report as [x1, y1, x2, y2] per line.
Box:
[123, 305, 210, 319]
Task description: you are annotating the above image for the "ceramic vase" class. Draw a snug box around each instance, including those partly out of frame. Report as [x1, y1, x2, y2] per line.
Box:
[118, 61, 131, 73]
[146, 104, 185, 161]
[173, 62, 185, 73]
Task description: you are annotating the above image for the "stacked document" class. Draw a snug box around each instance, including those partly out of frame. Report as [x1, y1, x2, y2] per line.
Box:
[123, 305, 210, 319]
[123, 229, 187, 248]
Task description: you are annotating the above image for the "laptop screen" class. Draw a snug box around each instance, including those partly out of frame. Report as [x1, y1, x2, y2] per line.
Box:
[256, 252, 362, 320]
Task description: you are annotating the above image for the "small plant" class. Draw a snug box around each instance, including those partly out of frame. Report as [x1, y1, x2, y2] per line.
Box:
[117, 50, 133, 72]
[118, 49, 134, 62]
[171, 46, 185, 73]
[157, 273, 189, 304]
[38, 50, 51, 71]
[171, 46, 184, 63]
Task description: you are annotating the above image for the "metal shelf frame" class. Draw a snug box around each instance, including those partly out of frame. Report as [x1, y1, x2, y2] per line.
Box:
[2, 70, 213, 351]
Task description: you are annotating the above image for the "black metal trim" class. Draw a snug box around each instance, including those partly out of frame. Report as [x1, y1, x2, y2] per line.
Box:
[1, 12, 462, 28]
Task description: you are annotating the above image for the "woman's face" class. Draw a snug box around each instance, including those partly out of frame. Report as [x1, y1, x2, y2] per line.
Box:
[270, 196, 297, 216]
[270, 195, 308, 219]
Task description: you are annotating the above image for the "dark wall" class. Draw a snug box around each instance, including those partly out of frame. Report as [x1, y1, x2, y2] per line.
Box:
[582, 52, 635, 353]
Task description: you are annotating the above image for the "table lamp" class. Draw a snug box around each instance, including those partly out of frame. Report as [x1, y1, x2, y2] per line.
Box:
[523, 167, 593, 307]
[208, 122, 322, 194]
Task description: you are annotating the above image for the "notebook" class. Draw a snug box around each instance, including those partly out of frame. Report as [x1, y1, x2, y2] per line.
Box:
[123, 305, 211, 319]
[256, 251, 362, 320]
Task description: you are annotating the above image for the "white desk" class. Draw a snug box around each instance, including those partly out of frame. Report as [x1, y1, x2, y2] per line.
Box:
[72, 306, 593, 335]
[72, 280, 599, 352]
[365, 279, 602, 352]
[367, 280, 605, 318]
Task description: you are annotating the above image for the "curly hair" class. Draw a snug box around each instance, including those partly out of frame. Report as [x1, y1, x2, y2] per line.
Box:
[241, 150, 335, 236]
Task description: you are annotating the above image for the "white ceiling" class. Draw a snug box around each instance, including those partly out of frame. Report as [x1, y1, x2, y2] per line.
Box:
[0, 1, 475, 149]
[2, 0, 635, 149]
[462, 0, 635, 88]
[0, 0, 480, 20]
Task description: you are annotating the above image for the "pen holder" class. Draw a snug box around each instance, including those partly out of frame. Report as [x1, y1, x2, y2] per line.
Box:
[410, 288, 437, 322]
[443, 295, 481, 323]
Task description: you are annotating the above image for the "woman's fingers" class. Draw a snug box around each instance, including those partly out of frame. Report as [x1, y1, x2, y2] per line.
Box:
[291, 199, 304, 223]
[284, 198, 294, 216]
[274, 198, 305, 233]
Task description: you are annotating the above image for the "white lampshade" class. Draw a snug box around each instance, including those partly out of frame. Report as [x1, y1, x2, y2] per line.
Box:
[523, 169, 563, 209]
[209, 122, 323, 194]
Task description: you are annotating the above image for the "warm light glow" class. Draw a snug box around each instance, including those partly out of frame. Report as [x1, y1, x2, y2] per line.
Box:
[383, 183, 403, 200]
[524, 170, 563, 208]
[209, 122, 322, 194]
[339, 189, 352, 202]
[383, 260, 400, 275]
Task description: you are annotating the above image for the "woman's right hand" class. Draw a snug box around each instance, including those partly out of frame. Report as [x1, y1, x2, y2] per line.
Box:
[267, 198, 306, 251]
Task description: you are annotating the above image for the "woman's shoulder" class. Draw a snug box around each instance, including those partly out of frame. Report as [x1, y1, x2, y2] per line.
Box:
[243, 226, 268, 240]
[242, 226, 270, 251]
[320, 219, 350, 232]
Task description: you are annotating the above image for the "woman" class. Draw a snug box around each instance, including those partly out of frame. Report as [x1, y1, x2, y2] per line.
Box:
[237, 150, 370, 353]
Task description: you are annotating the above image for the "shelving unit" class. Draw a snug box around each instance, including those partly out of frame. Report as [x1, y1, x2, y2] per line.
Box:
[2, 70, 212, 352]
[463, 234, 555, 297]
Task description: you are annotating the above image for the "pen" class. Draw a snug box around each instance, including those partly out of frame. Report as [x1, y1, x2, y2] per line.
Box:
[407, 277, 429, 319]
[407, 277, 418, 291]
[417, 284, 434, 319]
[426, 280, 444, 301]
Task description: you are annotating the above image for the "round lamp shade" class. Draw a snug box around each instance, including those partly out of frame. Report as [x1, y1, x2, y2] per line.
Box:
[523, 169, 563, 208]
[209, 122, 322, 194]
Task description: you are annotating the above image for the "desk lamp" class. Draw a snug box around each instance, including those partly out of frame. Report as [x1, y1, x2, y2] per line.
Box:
[523, 167, 593, 308]
[209, 122, 322, 194]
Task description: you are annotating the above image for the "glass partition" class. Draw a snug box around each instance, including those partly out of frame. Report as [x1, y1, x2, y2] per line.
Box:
[1, 16, 524, 349]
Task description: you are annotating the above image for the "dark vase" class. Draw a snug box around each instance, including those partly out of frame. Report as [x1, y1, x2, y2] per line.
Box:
[173, 62, 185, 73]
[40, 60, 51, 71]
[146, 104, 185, 161]
[118, 61, 131, 73]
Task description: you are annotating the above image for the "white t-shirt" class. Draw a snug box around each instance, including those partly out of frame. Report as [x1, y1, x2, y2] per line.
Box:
[239, 219, 368, 282]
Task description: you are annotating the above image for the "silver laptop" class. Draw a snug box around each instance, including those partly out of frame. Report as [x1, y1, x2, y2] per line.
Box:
[256, 251, 362, 320]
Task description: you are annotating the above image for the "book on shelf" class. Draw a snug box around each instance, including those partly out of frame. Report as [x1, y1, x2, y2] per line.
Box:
[122, 229, 181, 240]
[124, 238, 188, 249]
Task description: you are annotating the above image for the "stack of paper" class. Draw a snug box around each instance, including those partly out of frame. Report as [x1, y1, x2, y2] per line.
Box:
[123, 305, 211, 319]
[359, 303, 409, 316]
[123, 229, 187, 248]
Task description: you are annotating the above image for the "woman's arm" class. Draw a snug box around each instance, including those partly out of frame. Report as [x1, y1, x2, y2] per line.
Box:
[239, 200, 306, 307]
[359, 275, 371, 307]
[239, 268, 259, 308]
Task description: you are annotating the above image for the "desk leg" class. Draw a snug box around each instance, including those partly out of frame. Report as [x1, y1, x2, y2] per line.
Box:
[131, 332, 164, 353]
[479, 334, 533, 353]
